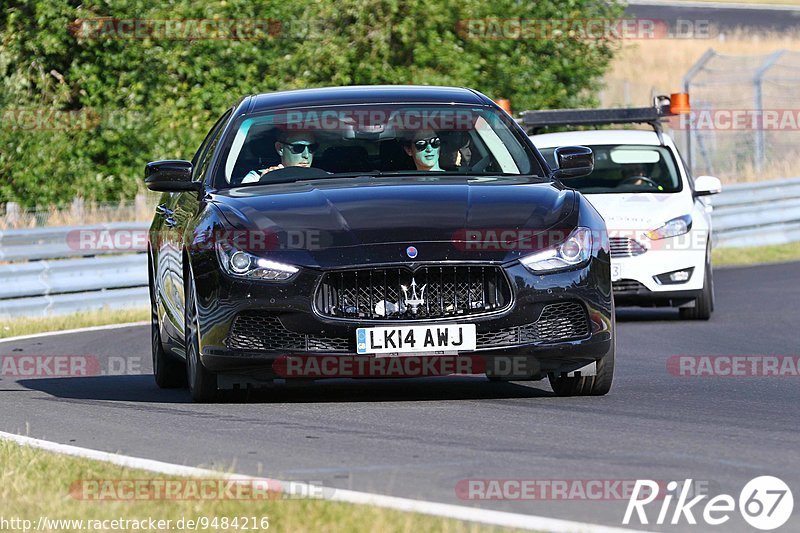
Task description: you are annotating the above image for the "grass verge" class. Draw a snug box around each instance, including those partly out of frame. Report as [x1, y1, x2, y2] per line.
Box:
[0, 308, 149, 340]
[713, 242, 800, 266]
[0, 439, 511, 533]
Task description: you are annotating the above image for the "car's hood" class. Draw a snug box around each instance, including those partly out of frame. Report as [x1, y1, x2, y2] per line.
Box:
[584, 192, 693, 232]
[209, 176, 576, 268]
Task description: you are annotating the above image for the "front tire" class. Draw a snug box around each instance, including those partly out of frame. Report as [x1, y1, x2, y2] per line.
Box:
[549, 339, 615, 396]
[185, 273, 218, 402]
[680, 245, 714, 320]
[150, 263, 186, 388]
[549, 307, 615, 397]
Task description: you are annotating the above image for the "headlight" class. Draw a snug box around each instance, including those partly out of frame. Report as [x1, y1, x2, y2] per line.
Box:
[519, 227, 593, 273]
[647, 215, 692, 240]
[216, 243, 299, 280]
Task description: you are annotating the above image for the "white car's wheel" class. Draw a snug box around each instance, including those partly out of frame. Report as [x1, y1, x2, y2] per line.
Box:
[680, 243, 714, 320]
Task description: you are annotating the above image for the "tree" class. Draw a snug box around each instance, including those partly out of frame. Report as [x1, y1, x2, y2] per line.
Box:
[0, 0, 623, 208]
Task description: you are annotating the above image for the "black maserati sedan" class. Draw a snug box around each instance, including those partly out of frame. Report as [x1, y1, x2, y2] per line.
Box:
[146, 85, 614, 402]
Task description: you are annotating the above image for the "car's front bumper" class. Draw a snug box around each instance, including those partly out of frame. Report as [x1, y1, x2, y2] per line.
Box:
[191, 257, 614, 380]
[611, 236, 707, 306]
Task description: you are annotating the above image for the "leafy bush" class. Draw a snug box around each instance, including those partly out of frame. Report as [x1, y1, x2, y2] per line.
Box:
[0, 0, 622, 207]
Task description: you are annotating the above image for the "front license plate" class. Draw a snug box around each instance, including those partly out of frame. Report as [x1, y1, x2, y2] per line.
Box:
[356, 324, 477, 355]
[611, 262, 622, 281]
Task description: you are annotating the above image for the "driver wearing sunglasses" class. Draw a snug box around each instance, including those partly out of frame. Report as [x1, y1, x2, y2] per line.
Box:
[402, 129, 443, 172]
[243, 131, 319, 182]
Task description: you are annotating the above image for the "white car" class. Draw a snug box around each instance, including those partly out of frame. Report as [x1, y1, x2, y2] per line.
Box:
[531, 129, 721, 319]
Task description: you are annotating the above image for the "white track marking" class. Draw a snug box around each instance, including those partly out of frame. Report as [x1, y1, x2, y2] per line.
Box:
[0, 431, 650, 533]
[0, 322, 148, 344]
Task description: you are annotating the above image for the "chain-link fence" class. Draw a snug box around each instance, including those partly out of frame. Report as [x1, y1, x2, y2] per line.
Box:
[677, 49, 800, 182]
[0, 194, 158, 229]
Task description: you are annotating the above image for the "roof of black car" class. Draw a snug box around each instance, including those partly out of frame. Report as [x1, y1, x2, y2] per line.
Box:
[247, 85, 490, 113]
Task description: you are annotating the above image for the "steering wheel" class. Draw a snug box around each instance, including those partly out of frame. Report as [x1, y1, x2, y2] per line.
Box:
[257, 166, 330, 183]
[620, 176, 660, 188]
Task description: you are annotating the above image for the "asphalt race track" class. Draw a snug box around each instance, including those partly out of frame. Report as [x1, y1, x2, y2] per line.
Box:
[1, 262, 798, 532]
[626, 1, 800, 33]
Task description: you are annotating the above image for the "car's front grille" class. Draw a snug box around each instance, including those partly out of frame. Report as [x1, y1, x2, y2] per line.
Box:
[612, 279, 647, 294]
[609, 237, 647, 257]
[227, 302, 589, 354]
[315, 266, 512, 321]
[227, 314, 350, 352]
[475, 302, 590, 347]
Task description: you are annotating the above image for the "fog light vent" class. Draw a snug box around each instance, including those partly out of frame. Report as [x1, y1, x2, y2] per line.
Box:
[654, 267, 695, 285]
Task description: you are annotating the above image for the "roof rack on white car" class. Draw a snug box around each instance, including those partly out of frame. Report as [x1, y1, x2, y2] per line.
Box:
[520, 93, 691, 146]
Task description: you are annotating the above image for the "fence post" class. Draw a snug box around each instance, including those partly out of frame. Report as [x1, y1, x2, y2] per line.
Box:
[753, 50, 785, 173]
[70, 197, 85, 224]
[4, 202, 21, 227]
[134, 193, 147, 220]
[682, 48, 717, 174]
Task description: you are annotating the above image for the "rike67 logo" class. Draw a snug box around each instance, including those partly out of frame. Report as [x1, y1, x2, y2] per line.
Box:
[624, 476, 793, 530]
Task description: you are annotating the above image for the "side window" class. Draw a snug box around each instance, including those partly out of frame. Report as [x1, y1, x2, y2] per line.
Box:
[192, 109, 232, 181]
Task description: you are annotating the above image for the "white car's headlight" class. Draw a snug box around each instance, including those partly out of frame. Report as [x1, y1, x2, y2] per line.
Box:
[216, 243, 299, 280]
[519, 227, 593, 273]
[647, 215, 692, 240]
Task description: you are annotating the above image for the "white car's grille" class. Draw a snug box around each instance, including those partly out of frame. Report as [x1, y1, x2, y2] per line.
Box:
[609, 237, 647, 257]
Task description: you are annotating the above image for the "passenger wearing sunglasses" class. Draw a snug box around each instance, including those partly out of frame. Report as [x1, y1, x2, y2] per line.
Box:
[242, 131, 319, 182]
[402, 130, 444, 172]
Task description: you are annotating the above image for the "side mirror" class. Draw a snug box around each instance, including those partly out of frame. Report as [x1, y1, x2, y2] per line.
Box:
[552, 146, 594, 179]
[694, 175, 721, 196]
[145, 160, 200, 192]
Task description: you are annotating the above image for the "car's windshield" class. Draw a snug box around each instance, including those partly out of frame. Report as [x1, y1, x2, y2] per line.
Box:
[214, 104, 542, 187]
[538, 144, 682, 194]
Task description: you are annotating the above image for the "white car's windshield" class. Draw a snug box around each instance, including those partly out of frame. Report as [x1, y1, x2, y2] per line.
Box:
[539, 144, 682, 193]
[214, 104, 542, 187]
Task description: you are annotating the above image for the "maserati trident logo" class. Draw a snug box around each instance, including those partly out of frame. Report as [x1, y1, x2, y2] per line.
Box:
[401, 278, 426, 315]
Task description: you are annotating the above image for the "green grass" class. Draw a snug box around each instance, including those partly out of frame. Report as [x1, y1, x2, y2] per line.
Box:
[0, 440, 513, 533]
[713, 242, 800, 267]
[0, 308, 148, 339]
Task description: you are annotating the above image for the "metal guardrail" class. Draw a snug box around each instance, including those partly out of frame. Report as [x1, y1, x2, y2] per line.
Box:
[0, 222, 149, 262]
[712, 177, 800, 248]
[0, 223, 151, 318]
[0, 179, 797, 317]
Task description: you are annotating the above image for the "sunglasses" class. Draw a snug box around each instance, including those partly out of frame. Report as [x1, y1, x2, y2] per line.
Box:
[283, 142, 319, 155]
[413, 137, 441, 151]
